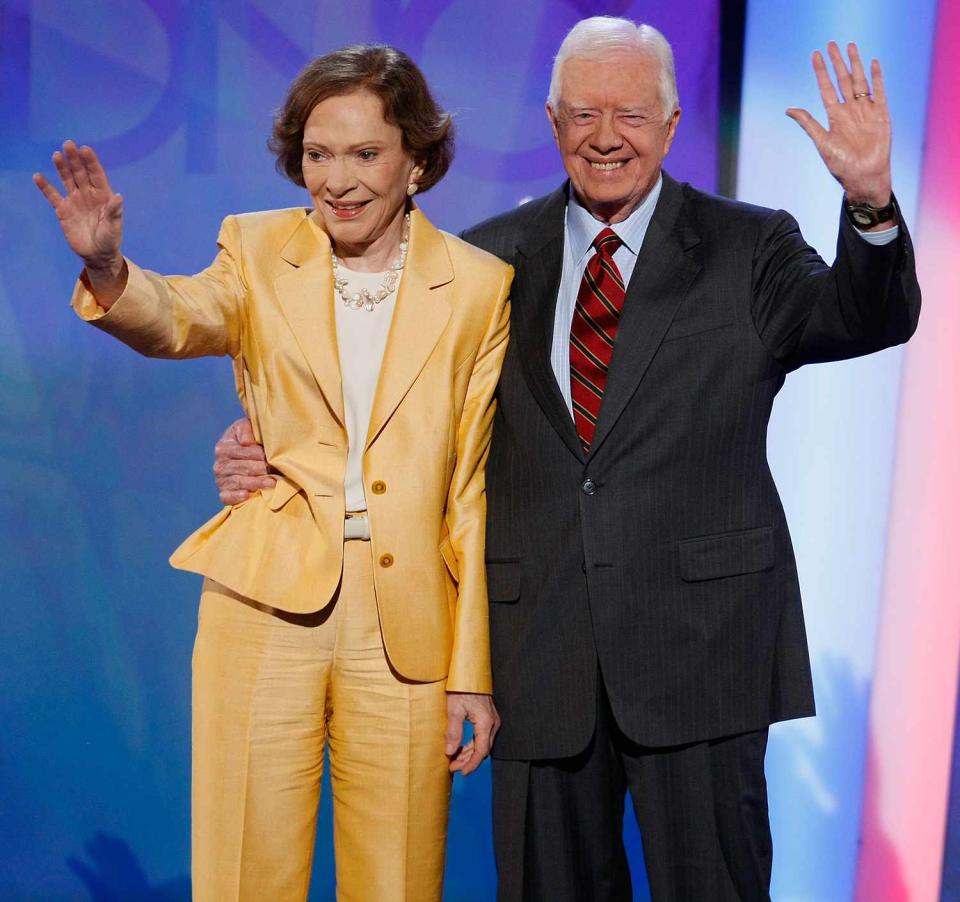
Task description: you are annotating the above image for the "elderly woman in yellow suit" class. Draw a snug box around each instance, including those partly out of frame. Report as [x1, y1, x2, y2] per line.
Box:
[34, 45, 511, 902]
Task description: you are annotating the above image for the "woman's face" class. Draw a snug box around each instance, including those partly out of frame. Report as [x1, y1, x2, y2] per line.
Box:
[301, 90, 422, 256]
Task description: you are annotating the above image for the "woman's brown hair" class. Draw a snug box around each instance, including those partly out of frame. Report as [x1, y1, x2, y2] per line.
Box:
[269, 44, 454, 192]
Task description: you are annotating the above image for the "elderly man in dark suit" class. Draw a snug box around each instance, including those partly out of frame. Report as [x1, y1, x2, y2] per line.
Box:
[215, 16, 919, 901]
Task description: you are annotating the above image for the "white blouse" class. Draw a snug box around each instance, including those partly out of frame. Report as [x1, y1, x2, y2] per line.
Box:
[332, 268, 401, 512]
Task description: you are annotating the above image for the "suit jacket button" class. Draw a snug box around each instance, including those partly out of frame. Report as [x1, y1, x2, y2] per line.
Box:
[371, 480, 387, 495]
[582, 478, 597, 495]
[379, 553, 394, 568]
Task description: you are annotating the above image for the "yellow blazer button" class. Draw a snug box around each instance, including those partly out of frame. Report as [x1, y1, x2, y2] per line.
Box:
[379, 553, 394, 568]
[371, 480, 387, 495]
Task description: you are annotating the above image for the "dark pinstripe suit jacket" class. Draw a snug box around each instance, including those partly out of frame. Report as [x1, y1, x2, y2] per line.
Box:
[461, 171, 920, 760]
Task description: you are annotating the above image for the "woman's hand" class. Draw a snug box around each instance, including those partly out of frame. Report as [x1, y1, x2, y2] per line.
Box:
[33, 140, 127, 304]
[446, 692, 501, 776]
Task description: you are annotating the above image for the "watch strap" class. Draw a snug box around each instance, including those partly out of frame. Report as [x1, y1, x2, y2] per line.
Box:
[845, 198, 897, 230]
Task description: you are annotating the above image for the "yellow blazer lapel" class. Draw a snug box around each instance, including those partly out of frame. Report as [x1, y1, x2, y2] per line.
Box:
[365, 208, 453, 450]
[273, 212, 345, 426]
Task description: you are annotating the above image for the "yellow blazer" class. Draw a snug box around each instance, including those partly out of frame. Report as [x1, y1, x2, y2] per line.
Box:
[72, 207, 513, 693]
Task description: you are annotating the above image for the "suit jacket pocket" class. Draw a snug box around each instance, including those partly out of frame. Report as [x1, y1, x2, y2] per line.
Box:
[486, 558, 521, 603]
[662, 318, 734, 343]
[678, 526, 774, 582]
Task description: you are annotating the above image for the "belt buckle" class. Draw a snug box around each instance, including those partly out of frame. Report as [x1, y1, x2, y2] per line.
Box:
[344, 513, 371, 541]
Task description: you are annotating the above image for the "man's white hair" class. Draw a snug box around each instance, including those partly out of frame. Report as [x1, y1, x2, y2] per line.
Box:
[547, 17, 679, 121]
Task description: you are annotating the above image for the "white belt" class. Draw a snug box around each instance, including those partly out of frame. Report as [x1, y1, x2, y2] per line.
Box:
[344, 513, 371, 541]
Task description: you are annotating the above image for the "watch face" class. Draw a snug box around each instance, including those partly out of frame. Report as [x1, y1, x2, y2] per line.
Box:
[852, 209, 874, 226]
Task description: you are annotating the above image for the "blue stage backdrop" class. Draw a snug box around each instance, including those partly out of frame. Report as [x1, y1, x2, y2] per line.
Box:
[0, 2, 721, 899]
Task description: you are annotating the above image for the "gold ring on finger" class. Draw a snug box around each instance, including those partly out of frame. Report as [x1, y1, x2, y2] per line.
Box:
[853, 92, 872, 100]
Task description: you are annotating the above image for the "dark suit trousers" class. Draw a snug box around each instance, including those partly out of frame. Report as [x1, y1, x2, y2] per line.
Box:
[492, 684, 772, 902]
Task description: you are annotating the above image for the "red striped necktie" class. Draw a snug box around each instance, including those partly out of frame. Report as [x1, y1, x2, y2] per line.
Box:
[569, 227, 626, 452]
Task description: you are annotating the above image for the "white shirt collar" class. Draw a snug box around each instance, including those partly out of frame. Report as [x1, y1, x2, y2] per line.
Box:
[566, 173, 663, 263]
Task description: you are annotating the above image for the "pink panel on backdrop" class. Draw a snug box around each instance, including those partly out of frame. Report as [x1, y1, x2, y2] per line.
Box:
[856, 1, 960, 899]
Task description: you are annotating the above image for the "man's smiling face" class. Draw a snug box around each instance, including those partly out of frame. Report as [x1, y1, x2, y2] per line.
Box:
[548, 49, 680, 224]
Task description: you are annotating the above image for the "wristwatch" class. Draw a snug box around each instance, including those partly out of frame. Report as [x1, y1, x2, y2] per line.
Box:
[844, 197, 897, 230]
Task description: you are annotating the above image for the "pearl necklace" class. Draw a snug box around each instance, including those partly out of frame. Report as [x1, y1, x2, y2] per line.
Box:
[331, 213, 410, 312]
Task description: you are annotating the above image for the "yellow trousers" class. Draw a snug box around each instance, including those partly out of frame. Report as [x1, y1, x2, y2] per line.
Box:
[191, 540, 451, 901]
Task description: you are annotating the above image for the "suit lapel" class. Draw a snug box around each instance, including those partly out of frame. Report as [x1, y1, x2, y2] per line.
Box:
[365, 208, 452, 450]
[587, 173, 703, 458]
[274, 212, 345, 425]
[512, 186, 585, 462]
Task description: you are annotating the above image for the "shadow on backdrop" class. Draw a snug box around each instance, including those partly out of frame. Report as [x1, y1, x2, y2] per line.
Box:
[68, 833, 190, 902]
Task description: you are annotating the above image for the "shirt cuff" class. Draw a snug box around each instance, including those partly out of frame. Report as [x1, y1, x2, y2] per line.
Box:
[856, 224, 900, 246]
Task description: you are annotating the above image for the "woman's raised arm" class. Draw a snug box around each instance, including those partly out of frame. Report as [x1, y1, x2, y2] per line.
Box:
[33, 140, 127, 308]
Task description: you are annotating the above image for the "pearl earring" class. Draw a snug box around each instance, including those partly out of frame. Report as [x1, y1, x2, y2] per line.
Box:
[406, 182, 419, 196]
